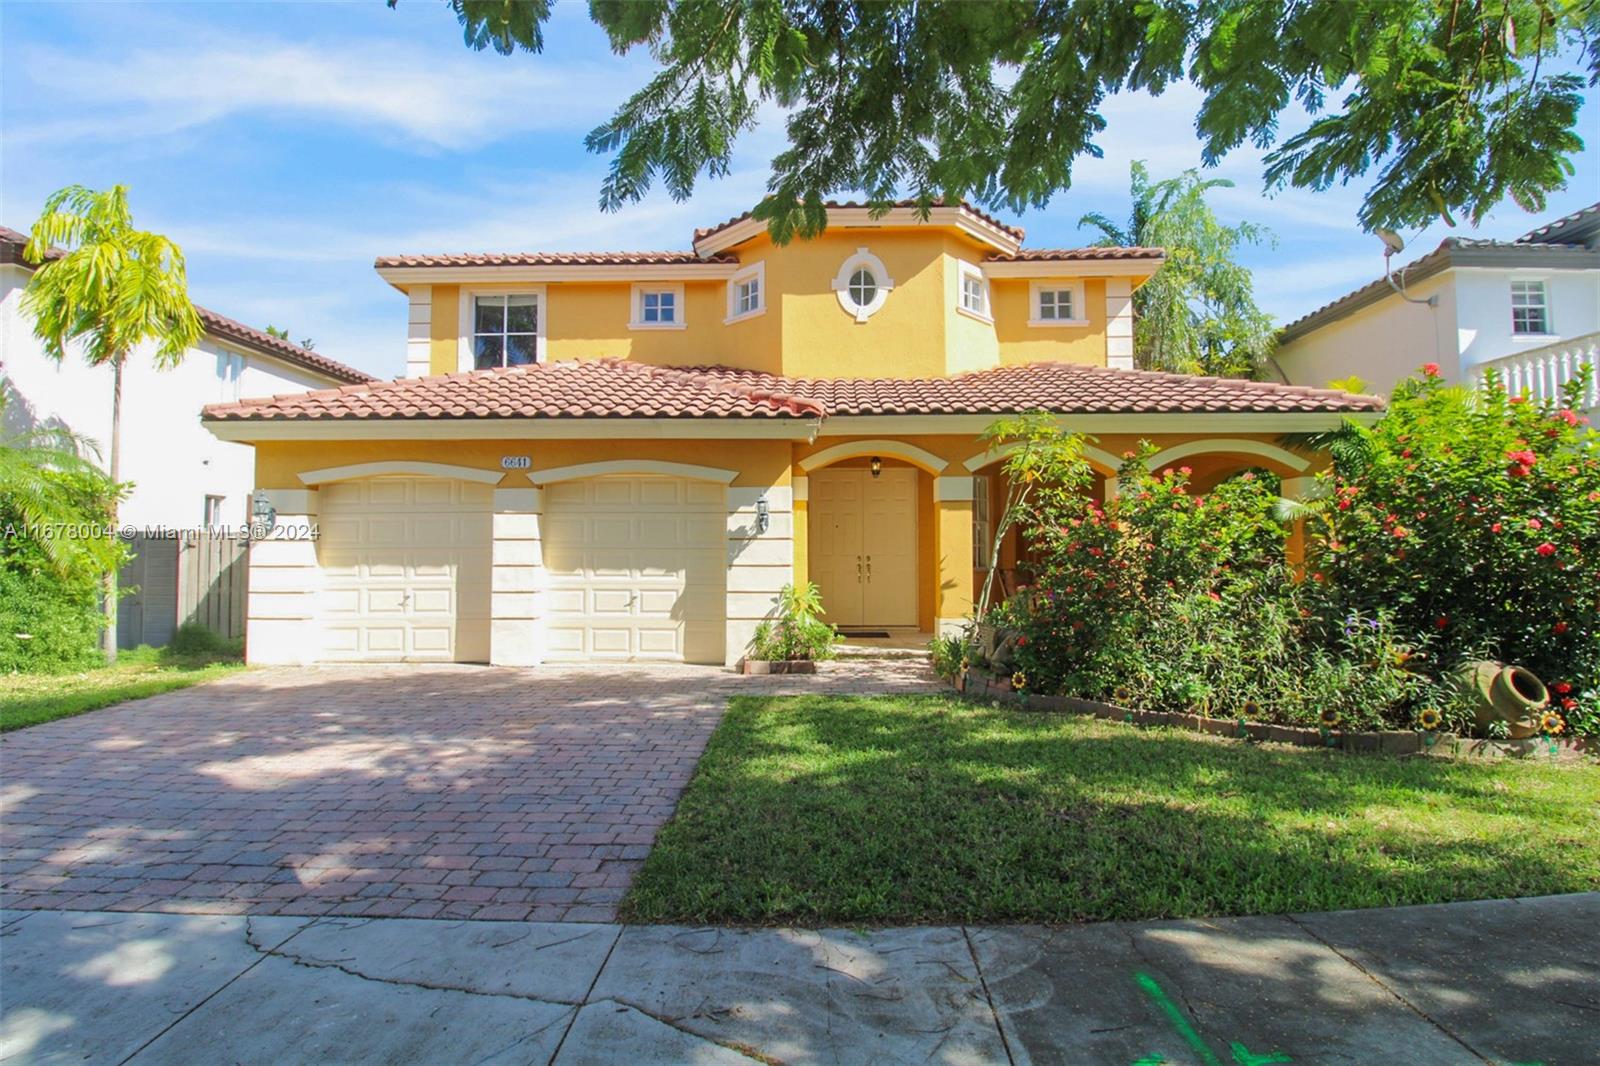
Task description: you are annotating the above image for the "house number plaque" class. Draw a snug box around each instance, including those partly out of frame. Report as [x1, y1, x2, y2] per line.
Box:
[501, 456, 531, 470]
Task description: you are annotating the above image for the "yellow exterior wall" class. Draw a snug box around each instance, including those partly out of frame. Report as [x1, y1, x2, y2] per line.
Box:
[412, 226, 1150, 380]
[991, 277, 1108, 366]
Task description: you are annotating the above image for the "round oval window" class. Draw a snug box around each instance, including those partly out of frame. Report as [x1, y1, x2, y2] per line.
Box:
[848, 267, 877, 308]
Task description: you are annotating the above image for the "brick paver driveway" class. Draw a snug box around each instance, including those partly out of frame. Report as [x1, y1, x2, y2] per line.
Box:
[1, 660, 935, 922]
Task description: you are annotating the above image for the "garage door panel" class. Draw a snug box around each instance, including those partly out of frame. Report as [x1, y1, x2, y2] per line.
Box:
[543, 475, 726, 664]
[315, 477, 491, 662]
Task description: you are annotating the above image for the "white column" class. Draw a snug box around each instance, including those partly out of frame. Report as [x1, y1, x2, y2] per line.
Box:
[406, 285, 433, 378]
[1105, 277, 1134, 371]
[245, 488, 320, 665]
[725, 485, 794, 667]
[490, 487, 544, 667]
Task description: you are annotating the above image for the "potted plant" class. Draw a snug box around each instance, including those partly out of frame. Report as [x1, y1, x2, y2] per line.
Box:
[743, 582, 839, 674]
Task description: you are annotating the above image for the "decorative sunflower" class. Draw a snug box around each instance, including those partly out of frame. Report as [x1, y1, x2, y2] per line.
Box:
[1540, 711, 1566, 736]
[1241, 700, 1261, 720]
[1319, 708, 1341, 728]
[1011, 670, 1027, 692]
[1113, 685, 1133, 705]
[1417, 708, 1443, 731]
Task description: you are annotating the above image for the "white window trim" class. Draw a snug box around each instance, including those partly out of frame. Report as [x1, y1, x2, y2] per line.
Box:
[971, 474, 992, 570]
[629, 282, 687, 330]
[831, 247, 895, 323]
[1028, 279, 1090, 328]
[1508, 276, 1554, 339]
[956, 260, 992, 324]
[458, 286, 548, 372]
[725, 261, 767, 325]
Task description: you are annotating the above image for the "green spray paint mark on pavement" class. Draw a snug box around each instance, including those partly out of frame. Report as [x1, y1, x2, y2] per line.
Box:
[1132, 971, 1292, 1066]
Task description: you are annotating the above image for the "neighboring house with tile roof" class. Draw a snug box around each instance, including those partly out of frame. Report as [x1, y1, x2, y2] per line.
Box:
[203, 201, 1381, 669]
[1, 224, 372, 534]
[1275, 203, 1600, 406]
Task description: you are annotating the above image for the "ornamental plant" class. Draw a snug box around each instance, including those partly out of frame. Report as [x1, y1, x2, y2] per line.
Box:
[1302, 365, 1600, 733]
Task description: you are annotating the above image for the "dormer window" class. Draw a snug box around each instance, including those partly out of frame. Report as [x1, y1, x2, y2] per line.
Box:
[631, 283, 686, 330]
[832, 248, 894, 323]
[726, 262, 766, 324]
[460, 289, 545, 371]
[1029, 280, 1088, 327]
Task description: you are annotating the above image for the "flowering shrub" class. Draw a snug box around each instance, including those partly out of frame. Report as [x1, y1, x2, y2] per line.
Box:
[1303, 366, 1600, 734]
[988, 445, 1443, 729]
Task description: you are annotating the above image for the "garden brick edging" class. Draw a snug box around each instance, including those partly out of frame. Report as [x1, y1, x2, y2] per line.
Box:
[950, 668, 1596, 762]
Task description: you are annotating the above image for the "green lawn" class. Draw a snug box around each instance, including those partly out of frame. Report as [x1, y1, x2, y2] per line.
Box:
[0, 646, 246, 732]
[623, 694, 1600, 925]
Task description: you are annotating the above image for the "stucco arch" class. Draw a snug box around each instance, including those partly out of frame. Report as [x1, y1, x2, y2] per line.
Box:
[798, 439, 949, 474]
[1143, 438, 1311, 475]
[298, 461, 504, 486]
[529, 459, 739, 485]
[962, 440, 1122, 476]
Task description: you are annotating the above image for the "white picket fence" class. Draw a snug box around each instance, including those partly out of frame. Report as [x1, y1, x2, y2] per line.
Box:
[1471, 331, 1599, 414]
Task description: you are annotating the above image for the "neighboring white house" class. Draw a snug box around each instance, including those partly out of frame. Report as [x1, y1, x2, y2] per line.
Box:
[1, 225, 374, 530]
[1274, 203, 1599, 409]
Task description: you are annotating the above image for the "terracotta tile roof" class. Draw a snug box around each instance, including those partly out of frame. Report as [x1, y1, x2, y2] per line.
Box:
[686, 363, 1383, 415]
[374, 250, 737, 268]
[692, 199, 1026, 244]
[1, 225, 373, 385]
[203, 359, 1381, 423]
[985, 247, 1165, 262]
[202, 359, 827, 422]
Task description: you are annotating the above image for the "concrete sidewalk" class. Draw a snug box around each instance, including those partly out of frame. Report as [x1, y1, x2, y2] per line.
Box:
[2, 893, 1594, 1065]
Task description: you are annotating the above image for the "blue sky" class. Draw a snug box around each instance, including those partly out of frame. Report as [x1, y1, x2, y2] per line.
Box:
[4, 1, 1598, 379]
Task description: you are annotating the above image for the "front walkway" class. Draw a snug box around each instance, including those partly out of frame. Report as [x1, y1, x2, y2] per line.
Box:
[0, 661, 938, 923]
[3, 894, 1593, 1064]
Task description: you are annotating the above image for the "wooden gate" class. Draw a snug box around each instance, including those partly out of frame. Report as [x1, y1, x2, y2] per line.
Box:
[117, 533, 247, 648]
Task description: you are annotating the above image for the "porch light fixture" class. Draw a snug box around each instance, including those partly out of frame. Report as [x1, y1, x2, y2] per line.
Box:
[870, 456, 882, 478]
[755, 494, 770, 534]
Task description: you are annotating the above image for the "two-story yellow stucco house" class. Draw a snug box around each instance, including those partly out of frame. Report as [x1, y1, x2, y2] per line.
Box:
[203, 201, 1381, 667]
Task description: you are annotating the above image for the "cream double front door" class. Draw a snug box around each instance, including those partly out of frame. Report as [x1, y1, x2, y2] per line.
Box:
[808, 467, 918, 628]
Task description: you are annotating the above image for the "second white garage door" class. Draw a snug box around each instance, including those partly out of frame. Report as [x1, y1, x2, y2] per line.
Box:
[541, 476, 726, 663]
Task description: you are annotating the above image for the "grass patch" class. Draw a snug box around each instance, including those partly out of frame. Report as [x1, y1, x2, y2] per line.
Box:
[623, 694, 1600, 925]
[0, 645, 246, 732]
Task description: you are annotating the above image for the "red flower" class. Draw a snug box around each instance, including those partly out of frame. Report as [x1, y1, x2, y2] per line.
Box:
[1016, 635, 1028, 646]
[1556, 409, 1580, 426]
[1553, 621, 1569, 634]
[1553, 682, 1573, 695]
[1422, 362, 1440, 376]
[1536, 542, 1557, 557]
[1490, 522, 1503, 533]
[1527, 518, 1543, 530]
[1510, 395, 1528, 405]
[1436, 616, 1449, 629]
[1562, 698, 1578, 711]
[1506, 450, 1537, 466]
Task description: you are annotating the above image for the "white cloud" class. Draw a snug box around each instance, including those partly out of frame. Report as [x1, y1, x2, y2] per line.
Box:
[7, 37, 642, 151]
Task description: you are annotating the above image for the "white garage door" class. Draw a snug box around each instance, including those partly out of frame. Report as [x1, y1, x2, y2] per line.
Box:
[317, 477, 492, 662]
[542, 476, 726, 663]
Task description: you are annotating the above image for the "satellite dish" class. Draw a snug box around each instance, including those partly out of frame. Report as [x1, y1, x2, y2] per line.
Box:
[1376, 229, 1406, 256]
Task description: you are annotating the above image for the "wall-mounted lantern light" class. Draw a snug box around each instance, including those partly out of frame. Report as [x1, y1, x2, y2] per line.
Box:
[870, 456, 882, 478]
[755, 494, 770, 534]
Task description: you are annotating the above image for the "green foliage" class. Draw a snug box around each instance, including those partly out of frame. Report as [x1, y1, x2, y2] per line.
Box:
[749, 582, 839, 661]
[1303, 364, 1600, 735]
[167, 622, 243, 660]
[263, 325, 316, 350]
[413, 0, 1594, 237]
[0, 403, 127, 674]
[927, 632, 966, 681]
[976, 412, 1090, 617]
[1080, 162, 1274, 378]
[23, 185, 202, 370]
[990, 439, 1447, 731]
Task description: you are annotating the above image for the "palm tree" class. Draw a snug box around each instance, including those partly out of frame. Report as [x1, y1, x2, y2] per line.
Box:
[22, 185, 202, 661]
[1080, 161, 1275, 378]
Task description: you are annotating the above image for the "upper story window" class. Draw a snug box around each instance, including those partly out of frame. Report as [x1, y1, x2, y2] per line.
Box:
[472, 293, 540, 369]
[1510, 280, 1550, 335]
[1029, 280, 1088, 327]
[957, 261, 990, 322]
[631, 283, 686, 330]
[832, 248, 894, 323]
[726, 261, 766, 324]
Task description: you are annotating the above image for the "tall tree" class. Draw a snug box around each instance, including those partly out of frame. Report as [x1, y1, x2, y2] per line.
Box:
[22, 185, 203, 662]
[1079, 162, 1275, 378]
[403, 0, 1595, 240]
